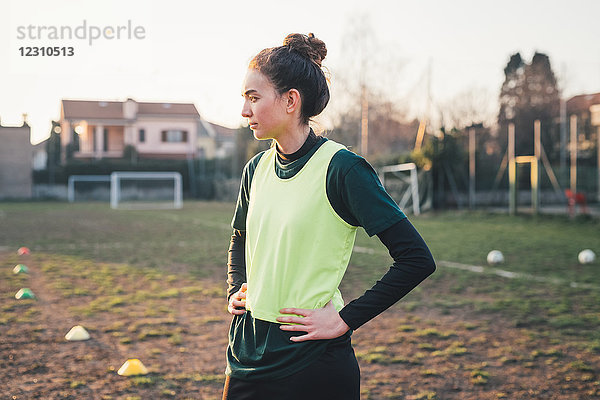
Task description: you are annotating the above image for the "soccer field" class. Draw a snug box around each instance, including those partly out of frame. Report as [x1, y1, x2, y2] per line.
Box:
[1, 202, 599, 399]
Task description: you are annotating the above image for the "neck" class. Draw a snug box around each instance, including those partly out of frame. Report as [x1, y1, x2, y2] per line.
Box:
[275, 124, 311, 154]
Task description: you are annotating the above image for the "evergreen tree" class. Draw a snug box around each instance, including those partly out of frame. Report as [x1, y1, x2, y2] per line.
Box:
[497, 52, 560, 156]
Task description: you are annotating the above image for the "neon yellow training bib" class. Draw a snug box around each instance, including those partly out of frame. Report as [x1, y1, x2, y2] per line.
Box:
[245, 140, 358, 323]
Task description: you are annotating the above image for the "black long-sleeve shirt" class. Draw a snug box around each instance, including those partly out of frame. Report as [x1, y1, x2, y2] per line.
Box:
[226, 131, 435, 380]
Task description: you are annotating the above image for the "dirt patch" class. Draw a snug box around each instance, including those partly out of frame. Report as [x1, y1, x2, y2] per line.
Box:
[1, 251, 229, 399]
[1, 251, 598, 399]
[352, 309, 599, 399]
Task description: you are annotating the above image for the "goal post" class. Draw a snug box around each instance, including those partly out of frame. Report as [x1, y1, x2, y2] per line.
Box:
[110, 171, 183, 210]
[380, 163, 421, 215]
[68, 175, 111, 202]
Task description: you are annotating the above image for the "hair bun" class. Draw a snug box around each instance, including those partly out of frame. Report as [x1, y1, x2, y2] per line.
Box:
[283, 33, 327, 67]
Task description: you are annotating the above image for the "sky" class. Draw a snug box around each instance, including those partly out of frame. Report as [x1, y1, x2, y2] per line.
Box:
[1, 0, 599, 144]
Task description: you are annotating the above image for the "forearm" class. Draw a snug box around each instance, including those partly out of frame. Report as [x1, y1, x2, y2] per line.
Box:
[227, 229, 246, 300]
[339, 218, 436, 330]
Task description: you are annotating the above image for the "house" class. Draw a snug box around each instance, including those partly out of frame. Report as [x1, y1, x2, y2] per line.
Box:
[567, 92, 600, 126]
[0, 116, 33, 199]
[198, 121, 236, 159]
[58, 98, 235, 162]
[566, 92, 600, 159]
[33, 141, 48, 171]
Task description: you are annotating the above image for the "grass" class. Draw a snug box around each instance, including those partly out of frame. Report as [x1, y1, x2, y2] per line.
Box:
[340, 210, 600, 341]
[69, 380, 87, 388]
[431, 341, 469, 357]
[351, 210, 600, 282]
[470, 369, 490, 385]
[1, 202, 598, 341]
[0, 202, 234, 276]
[408, 391, 438, 400]
[0, 201, 599, 398]
[356, 346, 413, 365]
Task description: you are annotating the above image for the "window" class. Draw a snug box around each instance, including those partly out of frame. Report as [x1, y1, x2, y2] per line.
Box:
[139, 129, 145, 143]
[71, 128, 80, 150]
[103, 128, 108, 151]
[161, 129, 188, 143]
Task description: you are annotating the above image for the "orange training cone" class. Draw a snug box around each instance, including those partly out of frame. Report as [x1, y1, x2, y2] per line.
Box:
[117, 359, 148, 376]
[17, 247, 30, 256]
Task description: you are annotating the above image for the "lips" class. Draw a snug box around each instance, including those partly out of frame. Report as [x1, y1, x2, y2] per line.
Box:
[249, 123, 258, 129]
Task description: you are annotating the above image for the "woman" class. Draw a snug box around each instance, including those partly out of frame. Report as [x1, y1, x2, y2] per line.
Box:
[223, 33, 436, 400]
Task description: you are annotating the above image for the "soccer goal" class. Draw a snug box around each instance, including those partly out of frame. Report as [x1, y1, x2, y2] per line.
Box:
[110, 172, 183, 210]
[68, 175, 111, 202]
[380, 163, 421, 215]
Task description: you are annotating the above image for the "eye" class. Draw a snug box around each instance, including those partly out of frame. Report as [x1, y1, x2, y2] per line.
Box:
[248, 96, 258, 103]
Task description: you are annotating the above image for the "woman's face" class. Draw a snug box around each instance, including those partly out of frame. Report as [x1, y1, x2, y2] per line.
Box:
[241, 69, 288, 141]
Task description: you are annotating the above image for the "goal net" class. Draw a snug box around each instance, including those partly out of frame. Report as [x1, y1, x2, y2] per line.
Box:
[110, 172, 183, 210]
[68, 175, 111, 202]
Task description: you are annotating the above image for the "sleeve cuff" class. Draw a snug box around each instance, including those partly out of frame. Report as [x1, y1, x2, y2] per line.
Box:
[338, 306, 362, 331]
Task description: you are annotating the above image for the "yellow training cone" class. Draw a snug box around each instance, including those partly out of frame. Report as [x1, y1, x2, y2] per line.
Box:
[117, 359, 148, 376]
[65, 325, 90, 341]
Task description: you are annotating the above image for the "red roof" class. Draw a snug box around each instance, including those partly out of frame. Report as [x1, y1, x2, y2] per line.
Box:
[61, 99, 200, 120]
[566, 93, 600, 115]
[138, 102, 199, 116]
[62, 100, 123, 119]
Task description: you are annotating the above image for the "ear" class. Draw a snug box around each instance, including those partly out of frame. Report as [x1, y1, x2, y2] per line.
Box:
[285, 89, 302, 115]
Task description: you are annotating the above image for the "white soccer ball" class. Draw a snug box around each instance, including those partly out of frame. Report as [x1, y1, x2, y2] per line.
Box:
[578, 249, 596, 264]
[487, 250, 504, 265]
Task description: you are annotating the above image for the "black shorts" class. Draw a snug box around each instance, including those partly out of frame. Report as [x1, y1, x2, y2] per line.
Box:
[222, 335, 360, 400]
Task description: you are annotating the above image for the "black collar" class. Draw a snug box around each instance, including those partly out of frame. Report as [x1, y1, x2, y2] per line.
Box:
[277, 129, 319, 163]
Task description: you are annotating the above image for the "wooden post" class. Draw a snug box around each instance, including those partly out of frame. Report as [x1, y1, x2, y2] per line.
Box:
[530, 159, 539, 216]
[560, 96, 567, 183]
[469, 127, 476, 209]
[360, 85, 368, 157]
[570, 115, 577, 193]
[508, 123, 516, 215]
[597, 126, 600, 202]
[533, 120, 541, 215]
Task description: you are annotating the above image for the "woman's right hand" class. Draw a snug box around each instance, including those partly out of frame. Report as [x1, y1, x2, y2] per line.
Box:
[227, 283, 247, 315]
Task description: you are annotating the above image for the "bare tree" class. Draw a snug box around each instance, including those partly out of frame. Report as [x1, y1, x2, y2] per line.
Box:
[324, 12, 414, 157]
[441, 86, 497, 130]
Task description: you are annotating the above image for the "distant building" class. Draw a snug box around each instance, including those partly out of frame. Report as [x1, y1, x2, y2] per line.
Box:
[58, 98, 236, 162]
[199, 121, 236, 159]
[567, 92, 600, 125]
[0, 117, 33, 199]
[33, 142, 47, 171]
[566, 92, 600, 159]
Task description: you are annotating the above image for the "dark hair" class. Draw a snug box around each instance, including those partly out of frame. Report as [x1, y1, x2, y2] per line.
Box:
[249, 33, 330, 125]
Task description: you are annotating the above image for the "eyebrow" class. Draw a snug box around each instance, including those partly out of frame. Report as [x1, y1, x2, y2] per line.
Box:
[242, 89, 258, 97]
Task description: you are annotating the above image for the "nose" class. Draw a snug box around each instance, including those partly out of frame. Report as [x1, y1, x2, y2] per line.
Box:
[241, 100, 252, 118]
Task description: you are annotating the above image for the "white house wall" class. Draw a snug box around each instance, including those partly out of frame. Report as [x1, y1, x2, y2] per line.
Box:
[107, 126, 125, 152]
[0, 125, 32, 199]
[133, 117, 198, 156]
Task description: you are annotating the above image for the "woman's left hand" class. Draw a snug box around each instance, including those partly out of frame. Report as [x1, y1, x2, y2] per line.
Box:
[276, 301, 350, 342]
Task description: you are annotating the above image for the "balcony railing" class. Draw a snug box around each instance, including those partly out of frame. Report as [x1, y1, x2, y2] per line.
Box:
[74, 150, 123, 158]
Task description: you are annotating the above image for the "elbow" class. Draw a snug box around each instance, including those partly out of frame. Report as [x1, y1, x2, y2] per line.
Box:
[419, 252, 436, 278]
[426, 257, 436, 277]
[421, 245, 436, 277]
